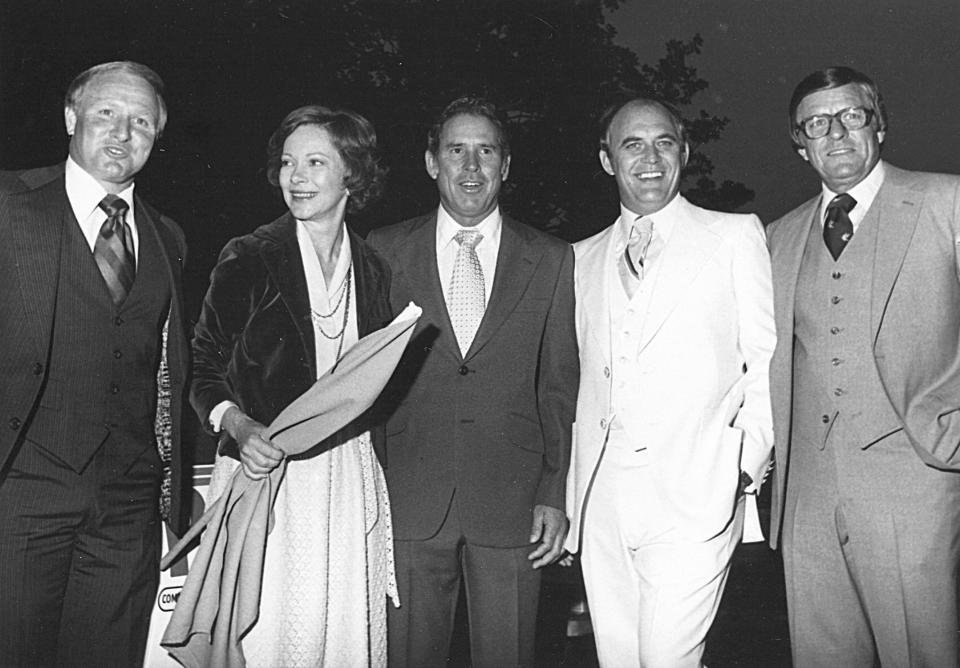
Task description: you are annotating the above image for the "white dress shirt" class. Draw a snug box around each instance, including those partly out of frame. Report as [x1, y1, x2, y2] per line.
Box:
[64, 156, 140, 259]
[435, 205, 502, 307]
[818, 159, 885, 233]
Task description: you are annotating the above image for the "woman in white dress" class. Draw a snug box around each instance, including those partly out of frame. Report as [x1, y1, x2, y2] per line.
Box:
[191, 105, 397, 667]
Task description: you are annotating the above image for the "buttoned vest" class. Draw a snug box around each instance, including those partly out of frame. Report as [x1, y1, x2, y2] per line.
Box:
[792, 203, 902, 449]
[24, 206, 171, 472]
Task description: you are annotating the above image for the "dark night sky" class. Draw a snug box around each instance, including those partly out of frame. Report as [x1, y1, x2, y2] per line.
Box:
[2, 0, 958, 226]
[610, 0, 960, 222]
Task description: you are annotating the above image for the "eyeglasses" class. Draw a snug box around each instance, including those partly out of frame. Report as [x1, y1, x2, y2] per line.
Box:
[795, 107, 876, 140]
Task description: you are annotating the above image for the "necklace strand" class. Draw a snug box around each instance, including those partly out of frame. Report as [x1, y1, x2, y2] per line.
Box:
[311, 264, 352, 348]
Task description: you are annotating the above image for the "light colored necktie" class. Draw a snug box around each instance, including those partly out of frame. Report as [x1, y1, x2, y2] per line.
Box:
[619, 216, 653, 299]
[449, 229, 485, 355]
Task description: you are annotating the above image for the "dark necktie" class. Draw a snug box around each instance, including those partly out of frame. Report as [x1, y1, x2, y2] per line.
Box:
[823, 193, 856, 261]
[95, 195, 136, 304]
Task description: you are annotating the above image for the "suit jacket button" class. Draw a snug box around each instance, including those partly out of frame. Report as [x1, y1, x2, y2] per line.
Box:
[458, 365, 469, 376]
[8, 417, 21, 430]
[599, 418, 607, 429]
[821, 414, 830, 424]
[603, 366, 610, 378]
[32, 362, 43, 375]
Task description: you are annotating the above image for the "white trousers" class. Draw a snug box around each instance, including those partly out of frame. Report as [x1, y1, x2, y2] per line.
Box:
[580, 447, 743, 668]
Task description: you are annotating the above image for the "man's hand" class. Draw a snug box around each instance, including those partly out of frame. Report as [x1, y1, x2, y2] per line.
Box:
[224, 407, 284, 479]
[527, 504, 568, 569]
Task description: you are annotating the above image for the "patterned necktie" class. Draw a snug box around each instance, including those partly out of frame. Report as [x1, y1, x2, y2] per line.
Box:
[449, 229, 485, 355]
[823, 193, 856, 261]
[95, 195, 136, 304]
[619, 216, 653, 299]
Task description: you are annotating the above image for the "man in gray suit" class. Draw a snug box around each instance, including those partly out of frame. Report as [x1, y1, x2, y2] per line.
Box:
[767, 66, 960, 666]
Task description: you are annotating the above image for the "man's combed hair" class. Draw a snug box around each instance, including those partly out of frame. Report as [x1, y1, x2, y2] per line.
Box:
[65, 61, 168, 135]
[788, 66, 887, 149]
[597, 95, 689, 154]
[266, 105, 387, 214]
[426, 96, 510, 158]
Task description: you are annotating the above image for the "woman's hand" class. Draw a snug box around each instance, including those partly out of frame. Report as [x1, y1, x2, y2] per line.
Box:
[223, 407, 284, 479]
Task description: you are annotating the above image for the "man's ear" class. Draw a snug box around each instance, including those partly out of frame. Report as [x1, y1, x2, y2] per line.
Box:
[599, 149, 615, 176]
[424, 150, 439, 180]
[682, 142, 690, 169]
[797, 147, 809, 162]
[64, 106, 77, 136]
[500, 154, 511, 182]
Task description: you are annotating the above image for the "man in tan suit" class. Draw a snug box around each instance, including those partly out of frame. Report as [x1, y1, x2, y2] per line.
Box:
[768, 66, 960, 666]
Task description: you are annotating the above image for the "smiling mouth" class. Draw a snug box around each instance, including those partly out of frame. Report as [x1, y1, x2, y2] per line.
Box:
[104, 146, 129, 158]
[289, 191, 317, 199]
[460, 181, 485, 191]
[636, 171, 664, 180]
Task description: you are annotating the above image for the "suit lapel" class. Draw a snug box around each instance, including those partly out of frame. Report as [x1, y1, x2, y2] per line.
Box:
[466, 217, 541, 360]
[392, 215, 461, 360]
[259, 215, 318, 378]
[577, 226, 616, 356]
[869, 167, 922, 340]
[771, 196, 819, 355]
[636, 207, 720, 353]
[8, 178, 67, 358]
[136, 195, 187, 377]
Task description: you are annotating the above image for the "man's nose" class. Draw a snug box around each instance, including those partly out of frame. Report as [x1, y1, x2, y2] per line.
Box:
[111, 117, 131, 141]
[464, 150, 480, 171]
[828, 115, 849, 139]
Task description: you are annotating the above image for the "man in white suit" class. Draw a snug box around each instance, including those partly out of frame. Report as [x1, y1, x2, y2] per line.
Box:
[564, 96, 775, 667]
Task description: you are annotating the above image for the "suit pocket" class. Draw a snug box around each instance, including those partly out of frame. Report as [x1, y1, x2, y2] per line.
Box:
[504, 411, 544, 453]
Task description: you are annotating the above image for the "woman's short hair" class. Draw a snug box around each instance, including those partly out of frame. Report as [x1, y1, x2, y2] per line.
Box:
[266, 105, 386, 214]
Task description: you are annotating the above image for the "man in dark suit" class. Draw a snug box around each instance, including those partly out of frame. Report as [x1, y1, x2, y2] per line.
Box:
[767, 66, 960, 666]
[367, 97, 578, 667]
[0, 61, 189, 667]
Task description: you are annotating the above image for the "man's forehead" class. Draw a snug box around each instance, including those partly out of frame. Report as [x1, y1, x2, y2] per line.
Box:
[440, 114, 501, 144]
[610, 102, 681, 140]
[797, 83, 871, 116]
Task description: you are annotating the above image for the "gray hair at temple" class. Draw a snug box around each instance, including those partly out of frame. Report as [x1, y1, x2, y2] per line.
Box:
[598, 95, 689, 154]
[788, 66, 887, 150]
[64, 61, 168, 135]
[426, 96, 510, 159]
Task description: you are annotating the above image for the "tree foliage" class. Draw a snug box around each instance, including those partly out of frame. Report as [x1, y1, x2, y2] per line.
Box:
[1, 0, 752, 309]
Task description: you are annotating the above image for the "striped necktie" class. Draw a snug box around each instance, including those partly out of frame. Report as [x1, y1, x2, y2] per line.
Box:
[619, 216, 653, 299]
[95, 195, 136, 304]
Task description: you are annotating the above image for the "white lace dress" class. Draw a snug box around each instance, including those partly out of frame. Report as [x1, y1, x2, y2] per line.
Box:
[207, 222, 398, 667]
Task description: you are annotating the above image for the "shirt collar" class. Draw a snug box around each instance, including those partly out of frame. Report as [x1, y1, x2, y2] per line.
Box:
[436, 204, 502, 250]
[819, 159, 885, 222]
[65, 156, 136, 222]
[616, 194, 683, 250]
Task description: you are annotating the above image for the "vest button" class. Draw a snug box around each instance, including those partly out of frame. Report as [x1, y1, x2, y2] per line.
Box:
[8, 417, 21, 430]
[830, 326, 841, 335]
[600, 418, 607, 429]
[114, 350, 123, 359]
[821, 414, 830, 424]
[114, 316, 124, 326]
[110, 384, 120, 395]
[32, 362, 43, 375]
[834, 388, 845, 397]
[458, 365, 469, 376]
[831, 296, 841, 305]
[831, 357, 842, 366]
[832, 271, 842, 279]
[603, 366, 610, 378]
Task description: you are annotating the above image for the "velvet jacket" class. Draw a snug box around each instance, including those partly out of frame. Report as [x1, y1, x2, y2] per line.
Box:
[191, 213, 393, 460]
